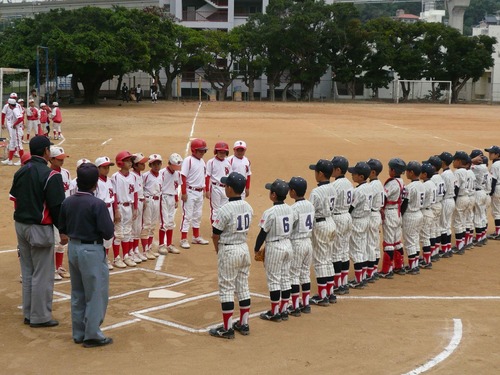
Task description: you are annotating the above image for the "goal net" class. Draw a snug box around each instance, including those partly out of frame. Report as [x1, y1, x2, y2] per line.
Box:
[394, 80, 452, 104]
[0, 68, 30, 105]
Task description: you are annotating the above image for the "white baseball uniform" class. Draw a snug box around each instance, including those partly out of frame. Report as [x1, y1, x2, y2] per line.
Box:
[430, 173, 445, 242]
[489, 160, 500, 220]
[465, 168, 476, 231]
[453, 168, 470, 234]
[402, 180, 424, 256]
[160, 166, 181, 231]
[440, 168, 457, 236]
[3, 103, 24, 152]
[181, 155, 206, 233]
[331, 177, 353, 263]
[142, 170, 162, 240]
[50, 106, 62, 136]
[228, 155, 251, 199]
[367, 179, 384, 262]
[289, 199, 315, 286]
[420, 179, 437, 247]
[25, 105, 40, 138]
[383, 177, 404, 251]
[349, 182, 372, 264]
[95, 175, 116, 249]
[472, 163, 489, 228]
[112, 171, 137, 243]
[206, 156, 230, 222]
[132, 170, 145, 246]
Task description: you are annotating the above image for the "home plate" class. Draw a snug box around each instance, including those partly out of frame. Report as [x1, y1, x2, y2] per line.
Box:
[148, 289, 186, 299]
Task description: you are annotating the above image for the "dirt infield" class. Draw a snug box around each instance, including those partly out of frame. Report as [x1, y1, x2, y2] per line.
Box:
[1, 101, 500, 374]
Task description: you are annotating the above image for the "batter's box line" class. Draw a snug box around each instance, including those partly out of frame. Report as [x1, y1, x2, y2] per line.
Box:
[119, 291, 270, 334]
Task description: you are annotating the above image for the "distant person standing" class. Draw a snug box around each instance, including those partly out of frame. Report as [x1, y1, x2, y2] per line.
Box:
[29, 89, 38, 106]
[150, 81, 158, 103]
[121, 83, 129, 103]
[59, 163, 115, 348]
[135, 84, 142, 103]
[50, 102, 63, 140]
[10, 135, 66, 327]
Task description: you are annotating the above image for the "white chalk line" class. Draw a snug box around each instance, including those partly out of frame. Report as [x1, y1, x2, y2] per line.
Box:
[154, 254, 165, 270]
[101, 138, 112, 146]
[0, 249, 17, 254]
[102, 318, 141, 332]
[402, 318, 463, 375]
[185, 101, 203, 156]
[340, 296, 500, 300]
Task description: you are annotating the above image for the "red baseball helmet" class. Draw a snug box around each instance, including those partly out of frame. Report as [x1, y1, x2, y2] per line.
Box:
[190, 138, 208, 153]
[214, 141, 229, 155]
[115, 150, 133, 167]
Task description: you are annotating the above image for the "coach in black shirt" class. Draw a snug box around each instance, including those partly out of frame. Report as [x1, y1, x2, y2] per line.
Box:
[59, 163, 114, 348]
[10, 135, 66, 328]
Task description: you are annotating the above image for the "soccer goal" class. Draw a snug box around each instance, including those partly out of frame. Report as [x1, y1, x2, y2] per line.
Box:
[394, 79, 452, 104]
[0, 67, 30, 104]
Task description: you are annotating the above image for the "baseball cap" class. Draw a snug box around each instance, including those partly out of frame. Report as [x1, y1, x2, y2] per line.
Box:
[221, 172, 246, 194]
[149, 154, 162, 163]
[470, 149, 484, 158]
[49, 146, 69, 160]
[288, 176, 307, 197]
[309, 159, 334, 177]
[29, 135, 52, 155]
[265, 179, 289, 197]
[95, 156, 115, 167]
[40, 102, 46, 107]
[422, 156, 442, 171]
[77, 163, 99, 191]
[9, 92, 17, 99]
[8, 98, 16, 105]
[484, 145, 500, 154]
[76, 158, 91, 168]
[421, 162, 435, 177]
[331, 156, 349, 173]
[367, 158, 383, 174]
[21, 152, 31, 165]
[453, 151, 470, 163]
[233, 140, 247, 150]
[132, 152, 148, 164]
[28, 99, 34, 103]
[17, 98, 24, 103]
[348, 162, 371, 179]
[52, 102, 59, 107]
[482, 155, 489, 165]
[439, 152, 453, 165]
[169, 153, 183, 166]
[406, 161, 422, 175]
[388, 158, 406, 174]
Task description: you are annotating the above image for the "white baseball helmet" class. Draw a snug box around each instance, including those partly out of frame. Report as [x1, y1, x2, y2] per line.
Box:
[76, 158, 91, 168]
[233, 140, 247, 150]
[9, 92, 17, 99]
[52, 101, 59, 107]
[169, 153, 183, 166]
[149, 154, 162, 163]
[7, 98, 16, 105]
[95, 156, 115, 167]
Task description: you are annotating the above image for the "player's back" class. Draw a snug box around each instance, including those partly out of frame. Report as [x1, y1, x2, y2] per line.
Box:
[331, 177, 353, 214]
[290, 199, 315, 240]
[216, 199, 254, 244]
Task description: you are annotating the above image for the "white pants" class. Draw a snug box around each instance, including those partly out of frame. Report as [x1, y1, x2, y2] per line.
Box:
[142, 197, 160, 239]
[114, 204, 133, 243]
[217, 243, 251, 303]
[264, 239, 292, 291]
[160, 194, 177, 231]
[290, 237, 312, 285]
[181, 189, 204, 233]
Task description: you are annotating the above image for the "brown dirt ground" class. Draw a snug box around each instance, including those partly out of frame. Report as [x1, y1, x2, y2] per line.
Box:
[1, 101, 500, 375]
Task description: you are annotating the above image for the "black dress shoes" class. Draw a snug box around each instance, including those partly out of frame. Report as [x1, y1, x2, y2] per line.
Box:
[82, 337, 113, 348]
[30, 319, 59, 328]
[23, 318, 30, 325]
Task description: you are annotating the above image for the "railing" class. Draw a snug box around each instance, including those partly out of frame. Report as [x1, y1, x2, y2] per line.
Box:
[182, 10, 228, 22]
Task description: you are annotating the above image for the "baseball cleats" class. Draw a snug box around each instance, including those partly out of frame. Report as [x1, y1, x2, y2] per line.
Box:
[280, 311, 289, 321]
[107, 259, 114, 271]
[1, 160, 13, 165]
[158, 245, 168, 255]
[54, 271, 63, 281]
[113, 256, 127, 269]
[309, 295, 329, 307]
[145, 250, 157, 259]
[287, 306, 302, 317]
[233, 321, 250, 335]
[57, 267, 70, 278]
[419, 260, 433, 269]
[123, 256, 137, 267]
[393, 267, 406, 276]
[335, 285, 349, 295]
[487, 233, 500, 240]
[180, 239, 191, 249]
[406, 266, 420, 275]
[378, 271, 394, 279]
[138, 252, 148, 261]
[259, 311, 282, 322]
[13, 161, 21, 166]
[209, 326, 235, 339]
[131, 252, 142, 264]
[167, 245, 180, 254]
[192, 237, 209, 245]
[348, 280, 364, 289]
[300, 304, 311, 314]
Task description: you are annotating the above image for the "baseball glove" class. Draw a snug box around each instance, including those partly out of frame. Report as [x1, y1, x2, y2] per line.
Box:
[254, 248, 265, 262]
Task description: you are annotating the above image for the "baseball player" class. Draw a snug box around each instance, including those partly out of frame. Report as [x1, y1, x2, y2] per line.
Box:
[308, 159, 336, 307]
[330, 156, 353, 296]
[419, 163, 437, 269]
[438, 152, 457, 258]
[228, 140, 251, 199]
[50, 102, 63, 140]
[180, 138, 210, 249]
[482, 155, 493, 242]
[111, 150, 138, 268]
[379, 158, 406, 279]
[209, 172, 253, 339]
[287, 177, 314, 316]
[347, 162, 373, 288]
[255, 179, 293, 322]
[131, 153, 149, 263]
[1, 96, 24, 166]
[401, 161, 425, 275]
[464, 160, 477, 249]
[206, 142, 231, 224]
[68, 159, 92, 196]
[366, 158, 384, 281]
[49, 146, 72, 280]
[422, 156, 445, 262]
[25, 99, 41, 141]
[95, 156, 118, 270]
[158, 153, 183, 255]
[452, 151, 472, 254]
[470, 150, 489, 245]
[141, 154, 163, 260]
[485, 145, 500, 239]
[39, 103, 50, 138]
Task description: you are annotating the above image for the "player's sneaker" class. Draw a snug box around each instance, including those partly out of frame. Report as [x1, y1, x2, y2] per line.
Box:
[180, 239, 191, 249]
[57, 267, 70, 278]
[167, 245, 180, 254]
[131, 252, 142, 264]
[336, 285, 349, 295]
[420, 261, 433, 269]
[406, 266, 420, 275]
[54, 271, 63, 281]
[329, 294, 337, 304]
[309, 295, 329, 307]
[145, 250, 156, 260]
[233, 321, 250, 335]
[137, 251, 148, 261]
[287, 306, 302, 317]
[378, 271, 394, 279]
[1, 159, 13, 165]
[158, 245, 168, 255]
[280, 311, 289, 321]
[430, 254, 440, 262]
[487, 233, 500, 240]
[208, 325, 234, 339]
[106, 259, 114, 271]
[393, 267, 406, 276]
[13, 161, 21, 166]
[299, 303, 311, 314]
[192, 237, 209, 245]
[259, 310, 282, 322]
[348, 280, 364, 289]
[123, 256, 137, 267]
[113, 256, 127, 269]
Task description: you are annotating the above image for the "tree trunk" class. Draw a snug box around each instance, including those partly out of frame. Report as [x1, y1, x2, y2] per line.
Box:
[71, 75, 81, 98]
[269, 82, 275, 102]
[400, 81, 410, 102]
[282, 82, 293, 102]
[81, 78, 104, 104]
[115, 75, 123, 99]
[248, 79, 255, 101]
[350, 80, 356, 100]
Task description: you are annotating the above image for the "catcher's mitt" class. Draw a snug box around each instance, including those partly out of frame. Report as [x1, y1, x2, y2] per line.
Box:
[254, 248, 265, 262]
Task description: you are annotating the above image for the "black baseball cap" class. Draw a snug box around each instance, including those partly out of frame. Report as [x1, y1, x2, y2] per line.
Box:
[470, 149, 483, 158]
[29, 135, 53, 155]
[388, 158, 406, 174]
[406, 161, 422, 175]
[439, 152, 453, 165]
[367, 158, 383, 174]
[485, 145, 500, 154]
[453, 151, 471, 163]
[77, 163, 99, 191]
[482, 155, 489, 165]
[331, 156, 349, 173]
[421, 162, 435, 178]
[348, 162, 371, 179]
[422, 156, 441, 171]
[265, 179, 289, 197]
[309, 159, 334, 177]
[288, 177, 307, 197]
[221, 172, 246, 194]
